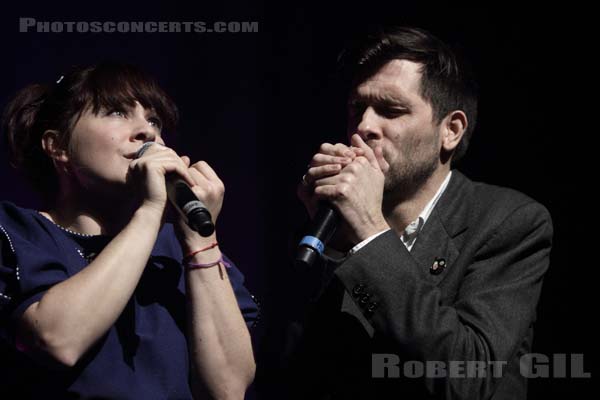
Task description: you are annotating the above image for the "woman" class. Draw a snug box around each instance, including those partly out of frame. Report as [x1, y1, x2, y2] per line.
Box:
[0, 62, 259, 399]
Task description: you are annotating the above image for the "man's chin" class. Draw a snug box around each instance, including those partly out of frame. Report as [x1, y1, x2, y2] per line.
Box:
[383, 169, 434, 201]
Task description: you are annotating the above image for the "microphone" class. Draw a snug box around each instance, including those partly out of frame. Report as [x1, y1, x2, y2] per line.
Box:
[295, 203, 340, 268]
[135, 142, 215, 237]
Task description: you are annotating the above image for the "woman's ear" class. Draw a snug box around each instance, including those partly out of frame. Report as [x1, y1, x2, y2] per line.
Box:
[41, 130, 70, 173]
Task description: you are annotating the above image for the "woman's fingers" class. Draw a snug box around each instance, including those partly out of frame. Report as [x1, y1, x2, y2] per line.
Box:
[191, 161, 221, 183]
[133, 145, 197, 187]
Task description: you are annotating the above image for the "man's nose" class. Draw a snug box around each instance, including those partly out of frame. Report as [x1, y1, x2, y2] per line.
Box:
[355, 106, 383, 141]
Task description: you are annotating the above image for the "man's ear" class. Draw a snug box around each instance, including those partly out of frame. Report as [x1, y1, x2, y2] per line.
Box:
[41, 130, 70, 172]
[441, 110, 468, 153]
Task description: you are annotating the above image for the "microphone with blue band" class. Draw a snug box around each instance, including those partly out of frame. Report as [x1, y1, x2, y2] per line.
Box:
[295, 204, 340, 267]
[299, 236, 325, 254]
[135, 142, 215, 237]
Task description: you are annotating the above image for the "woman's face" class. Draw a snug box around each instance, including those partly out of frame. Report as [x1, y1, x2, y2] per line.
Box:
[66, 100, 165, 194]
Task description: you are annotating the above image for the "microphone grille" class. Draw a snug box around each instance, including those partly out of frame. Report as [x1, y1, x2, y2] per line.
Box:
[135, 141, 157, 159]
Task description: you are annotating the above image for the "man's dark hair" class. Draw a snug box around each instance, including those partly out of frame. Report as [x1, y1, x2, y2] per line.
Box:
[339, 26, 478, 165]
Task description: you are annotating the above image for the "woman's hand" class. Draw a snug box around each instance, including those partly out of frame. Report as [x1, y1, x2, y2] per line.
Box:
[175, 156, 225, 254]
[126, 143, 197, 217]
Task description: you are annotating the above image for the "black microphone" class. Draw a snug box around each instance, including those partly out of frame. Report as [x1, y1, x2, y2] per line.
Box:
[135, 142, 215, 237]
[295, 204, 340, 268]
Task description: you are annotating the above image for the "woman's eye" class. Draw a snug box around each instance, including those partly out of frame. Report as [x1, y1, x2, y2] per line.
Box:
[107, 109, 126, 117]
[148, 117, 162, 129]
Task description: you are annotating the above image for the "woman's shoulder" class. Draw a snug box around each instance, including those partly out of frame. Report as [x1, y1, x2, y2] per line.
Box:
[0, 201, 42, 234]
[0, 201, 67, 258]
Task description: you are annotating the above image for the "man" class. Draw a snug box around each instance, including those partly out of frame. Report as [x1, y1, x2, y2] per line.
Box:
[288, 26, 553, 399]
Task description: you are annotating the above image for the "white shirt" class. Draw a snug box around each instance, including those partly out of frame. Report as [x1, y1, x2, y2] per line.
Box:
[348, 170, 453, 255]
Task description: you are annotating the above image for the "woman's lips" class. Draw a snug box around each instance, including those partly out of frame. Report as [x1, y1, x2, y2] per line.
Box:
[123, 150, 139, 159]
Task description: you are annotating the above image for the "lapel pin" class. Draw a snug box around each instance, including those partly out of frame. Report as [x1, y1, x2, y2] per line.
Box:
[430, 257, 446, 275]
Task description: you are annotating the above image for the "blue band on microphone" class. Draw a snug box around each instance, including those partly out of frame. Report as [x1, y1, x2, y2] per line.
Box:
[299, 236, 325, 254]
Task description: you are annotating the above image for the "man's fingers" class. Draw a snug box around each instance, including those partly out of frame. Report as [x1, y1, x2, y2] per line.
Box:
[349, 146, 365, 156]
[305, 164, 342, 184]
[313, 183, 350, 200]
[350, 134, 380, 170]
[374, 146, 390, 173]
[309, 154, 351, 168]
[318, 142, 357, 157]
[311, 171, 354, 188]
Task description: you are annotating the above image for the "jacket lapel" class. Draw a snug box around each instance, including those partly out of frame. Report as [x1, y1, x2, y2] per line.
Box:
[406, 170, 471, 286]
[409, 208, 459, 285]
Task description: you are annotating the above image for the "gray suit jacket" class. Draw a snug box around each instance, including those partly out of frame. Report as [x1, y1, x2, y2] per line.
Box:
[286, 170, 553, 400]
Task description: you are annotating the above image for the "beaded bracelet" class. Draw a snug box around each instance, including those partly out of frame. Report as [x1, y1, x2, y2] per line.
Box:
[183, 242, 219, 262]
[185, 255, 231, 270]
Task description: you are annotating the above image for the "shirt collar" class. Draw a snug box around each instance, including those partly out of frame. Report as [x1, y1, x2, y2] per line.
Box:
[401, 170, 452, 246]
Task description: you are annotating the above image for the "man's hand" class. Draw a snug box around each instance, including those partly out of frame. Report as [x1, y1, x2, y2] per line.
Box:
[297, 142, 362, 219]
[297, 135, 390, 246]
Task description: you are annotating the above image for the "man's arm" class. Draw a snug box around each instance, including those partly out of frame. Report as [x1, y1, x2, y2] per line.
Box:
[335, 201, 553, 399]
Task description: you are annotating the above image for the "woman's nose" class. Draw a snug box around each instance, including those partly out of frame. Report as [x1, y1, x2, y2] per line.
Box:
[130, 111, 158, 143]
[131, 130, 156, 143]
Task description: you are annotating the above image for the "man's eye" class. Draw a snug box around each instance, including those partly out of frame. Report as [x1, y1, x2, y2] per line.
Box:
[379, 108, 407, 118]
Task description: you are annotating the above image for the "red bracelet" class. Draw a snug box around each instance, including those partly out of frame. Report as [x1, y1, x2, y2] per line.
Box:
[183, 242, 219, 261]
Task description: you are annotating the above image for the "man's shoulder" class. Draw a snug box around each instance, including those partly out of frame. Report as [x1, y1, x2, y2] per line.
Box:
[450, 171, 552, 228]
[471, 176, 539, 206]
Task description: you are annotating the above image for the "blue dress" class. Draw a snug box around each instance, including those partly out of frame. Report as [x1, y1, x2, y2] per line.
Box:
[0, 201, 259, 399]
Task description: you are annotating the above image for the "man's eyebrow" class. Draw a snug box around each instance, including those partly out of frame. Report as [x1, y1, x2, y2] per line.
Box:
[350, 92, 412, 106]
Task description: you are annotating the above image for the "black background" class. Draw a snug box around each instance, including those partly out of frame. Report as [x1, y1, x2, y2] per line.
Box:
[0, 1, 594, 398]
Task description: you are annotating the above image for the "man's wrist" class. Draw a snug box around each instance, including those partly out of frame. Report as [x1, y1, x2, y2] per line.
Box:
[355, 218, 390, 242]
[349, 228, 391, 256]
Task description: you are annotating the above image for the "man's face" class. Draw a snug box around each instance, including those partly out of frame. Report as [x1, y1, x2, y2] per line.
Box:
[347, 59, 442, 197]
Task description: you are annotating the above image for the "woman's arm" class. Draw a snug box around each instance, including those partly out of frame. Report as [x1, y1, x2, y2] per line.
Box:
[16, 204, 164, 367]
[184, 237, 255, 400]
[16, 141, 199, 367]
[173, 158, 254, 399]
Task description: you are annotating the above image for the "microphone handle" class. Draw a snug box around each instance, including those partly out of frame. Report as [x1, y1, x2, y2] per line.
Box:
[168, 179, 215, 237]
[134, 142, 215, 237]
[295, 205, 339, 268]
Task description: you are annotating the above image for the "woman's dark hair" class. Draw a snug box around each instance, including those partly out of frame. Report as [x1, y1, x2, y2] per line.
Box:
[339, 26, 478, 165]
[1, 62, 178, 204]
